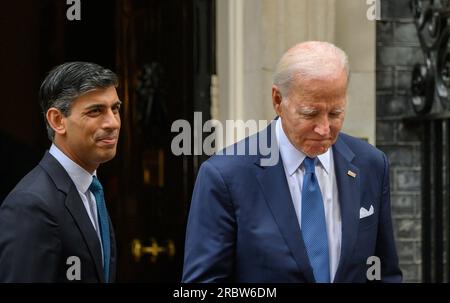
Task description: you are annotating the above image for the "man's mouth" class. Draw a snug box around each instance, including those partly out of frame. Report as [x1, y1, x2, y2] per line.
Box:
[96, 135, 118, 146]
[308, 138, 331, 142]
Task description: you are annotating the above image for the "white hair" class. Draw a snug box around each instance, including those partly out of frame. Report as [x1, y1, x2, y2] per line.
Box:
[273, 41, 349, 97]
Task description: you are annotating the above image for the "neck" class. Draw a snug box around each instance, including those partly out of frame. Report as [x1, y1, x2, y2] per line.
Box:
[52, 141, 98, 174]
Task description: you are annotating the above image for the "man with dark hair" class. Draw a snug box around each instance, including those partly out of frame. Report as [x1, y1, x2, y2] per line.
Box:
[0, 62, 121, 282]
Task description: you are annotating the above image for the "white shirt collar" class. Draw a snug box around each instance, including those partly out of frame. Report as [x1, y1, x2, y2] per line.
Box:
[275, 118, 331, 176]
[49, 144, 96, 194]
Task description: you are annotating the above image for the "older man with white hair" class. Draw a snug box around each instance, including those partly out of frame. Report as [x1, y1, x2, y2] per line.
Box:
[182, 41, 402, 283]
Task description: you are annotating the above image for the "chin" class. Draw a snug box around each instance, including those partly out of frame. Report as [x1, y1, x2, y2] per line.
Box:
[304, 145, 330, 157]
[98, 150, 117, 163]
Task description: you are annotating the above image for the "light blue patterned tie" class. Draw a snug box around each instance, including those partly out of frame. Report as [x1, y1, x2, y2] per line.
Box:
[89, 176, 110, 283]
[301, 157, 330, 283]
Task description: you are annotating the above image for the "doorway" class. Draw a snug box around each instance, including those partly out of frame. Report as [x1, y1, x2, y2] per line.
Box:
[0, 0, 215, 282]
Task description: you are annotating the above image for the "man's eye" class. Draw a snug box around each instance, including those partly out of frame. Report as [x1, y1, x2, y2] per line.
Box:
[329, 112, 342, 118]
[87, 108, 101, 115]
[300, 112, 316, 118]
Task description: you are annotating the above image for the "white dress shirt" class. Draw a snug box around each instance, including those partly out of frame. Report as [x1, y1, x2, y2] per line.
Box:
[49, 144, 104, 257]
[275, 118, 342, 282]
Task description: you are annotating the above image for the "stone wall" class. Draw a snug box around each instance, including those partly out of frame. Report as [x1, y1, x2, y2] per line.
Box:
[376, 0, 424, 282]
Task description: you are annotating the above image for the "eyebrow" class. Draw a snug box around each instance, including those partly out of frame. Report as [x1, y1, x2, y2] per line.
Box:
[298, 107, 317, 115]
[331, 107, 345, 113]
[297, 106, 345, 114]
[84, 100, 122, 111]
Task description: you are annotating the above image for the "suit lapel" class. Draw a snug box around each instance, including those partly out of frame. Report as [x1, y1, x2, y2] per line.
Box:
[254, 121, 315, 282]
[65, 186, 105, 282]
[256, 162, 315, 282]
[39, 152, 105, 282]
[332, 137, 360, 282]
[108, 216, 117, 282]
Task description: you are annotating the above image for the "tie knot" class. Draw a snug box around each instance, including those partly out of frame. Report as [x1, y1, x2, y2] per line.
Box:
[303, 157, 317, 174]
[89, 176, 103, 194]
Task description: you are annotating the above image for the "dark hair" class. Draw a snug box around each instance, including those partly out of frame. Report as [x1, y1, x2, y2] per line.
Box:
[39, 61, 118, 141]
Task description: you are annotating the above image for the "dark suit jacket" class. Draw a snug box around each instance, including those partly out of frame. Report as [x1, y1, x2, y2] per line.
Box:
[182, 122, 402, 282]
[0, 152, 117, 282]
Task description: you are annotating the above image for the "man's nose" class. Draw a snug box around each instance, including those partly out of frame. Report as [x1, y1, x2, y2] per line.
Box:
[103, 109, 121, 129]
[314, 117, 330, 136]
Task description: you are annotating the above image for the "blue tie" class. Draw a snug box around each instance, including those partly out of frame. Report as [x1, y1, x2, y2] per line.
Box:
[301, 157, 330, 283]
[89, 176, 110, 283]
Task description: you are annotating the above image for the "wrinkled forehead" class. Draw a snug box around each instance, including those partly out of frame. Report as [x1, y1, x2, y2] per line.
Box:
[291, 71, 347, 97]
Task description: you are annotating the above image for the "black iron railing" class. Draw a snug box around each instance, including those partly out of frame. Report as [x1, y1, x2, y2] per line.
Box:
[410, 0, 450, 282]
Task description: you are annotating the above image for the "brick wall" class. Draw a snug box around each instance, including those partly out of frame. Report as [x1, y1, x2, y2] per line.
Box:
[376, 0, 423, 282]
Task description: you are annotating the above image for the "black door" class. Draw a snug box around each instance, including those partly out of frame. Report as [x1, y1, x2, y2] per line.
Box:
[0, 0, 215, 282]
[113, 0, 215, 282]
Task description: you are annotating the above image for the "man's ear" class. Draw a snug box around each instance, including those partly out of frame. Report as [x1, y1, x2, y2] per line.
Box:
[46, 108, 66, 136]
[272, 85, 283, 116]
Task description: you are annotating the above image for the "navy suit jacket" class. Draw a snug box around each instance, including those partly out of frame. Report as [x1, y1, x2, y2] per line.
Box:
[182, 122, 402, 282]
[0, 152, 117, 282]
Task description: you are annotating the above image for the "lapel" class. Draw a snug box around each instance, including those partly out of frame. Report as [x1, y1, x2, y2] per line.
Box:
[39, 152, 105, 282]
[331, 136, 360, 283]
[65, 187, 105, 282]
[108, 216, 117, 282]
[254, 121, 315, 282]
